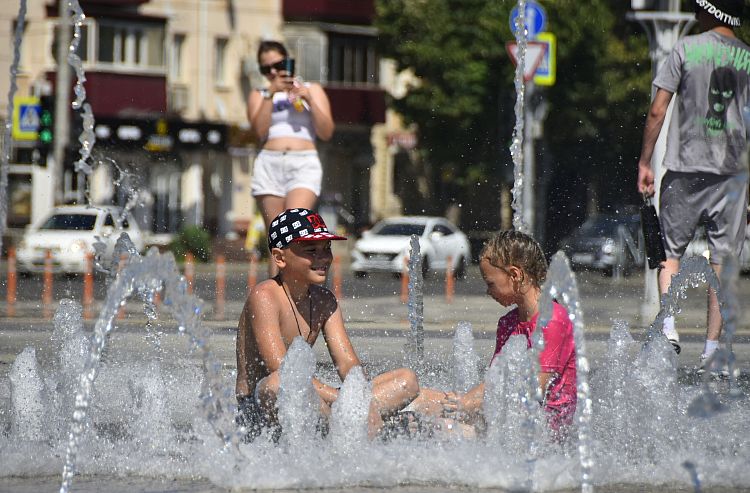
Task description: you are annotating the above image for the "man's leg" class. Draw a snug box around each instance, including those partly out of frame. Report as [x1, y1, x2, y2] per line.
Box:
[659, 257, 681, 353]
[703, 262, 723, 359]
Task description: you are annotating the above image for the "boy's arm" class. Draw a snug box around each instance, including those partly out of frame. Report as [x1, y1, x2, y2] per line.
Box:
[321, 304, 363, 381]
[247, 287, 291, 373]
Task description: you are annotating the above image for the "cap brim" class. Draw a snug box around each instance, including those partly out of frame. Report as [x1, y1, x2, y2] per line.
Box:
[293, 233, 347, 242]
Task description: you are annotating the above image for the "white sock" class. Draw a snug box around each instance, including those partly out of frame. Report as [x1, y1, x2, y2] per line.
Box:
[703, 340, 719, 358]
[662, 316, 678, 340]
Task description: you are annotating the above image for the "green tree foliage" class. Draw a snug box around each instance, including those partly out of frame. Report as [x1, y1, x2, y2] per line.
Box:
[169, 225, 213, 262]
[376, 0, 651, 246]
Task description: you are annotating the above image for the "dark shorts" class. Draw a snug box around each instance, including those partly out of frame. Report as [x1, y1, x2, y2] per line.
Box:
[236, 395, 280, 443]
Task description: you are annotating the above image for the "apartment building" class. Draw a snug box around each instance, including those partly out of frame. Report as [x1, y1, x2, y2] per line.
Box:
[0, 0, 409, 243]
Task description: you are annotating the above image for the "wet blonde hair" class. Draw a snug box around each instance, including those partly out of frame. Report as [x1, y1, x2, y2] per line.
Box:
[480, 230, 547, 288]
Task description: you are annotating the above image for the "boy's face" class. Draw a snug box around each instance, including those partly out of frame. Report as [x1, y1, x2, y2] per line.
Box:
[479, 257, 517, 307]
[277, 240, 333, 283]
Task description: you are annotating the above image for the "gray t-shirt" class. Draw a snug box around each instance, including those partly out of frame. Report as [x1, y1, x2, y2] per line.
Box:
[654, 30, 750, 175]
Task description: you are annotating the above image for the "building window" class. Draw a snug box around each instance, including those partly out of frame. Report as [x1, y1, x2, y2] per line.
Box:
[96, 21, 165, 70]
[170, 33, 185, 81]
[52, 21, 90, 64]
[214, 37, 228, 86]
[328, 34, 378, 87]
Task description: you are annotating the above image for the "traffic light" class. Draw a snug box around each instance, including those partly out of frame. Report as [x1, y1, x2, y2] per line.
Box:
[38, 95, 54, 148]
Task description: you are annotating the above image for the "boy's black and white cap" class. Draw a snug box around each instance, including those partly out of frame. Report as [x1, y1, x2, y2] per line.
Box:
[268, 208, 346, 250]
[695, 0, 744, 27]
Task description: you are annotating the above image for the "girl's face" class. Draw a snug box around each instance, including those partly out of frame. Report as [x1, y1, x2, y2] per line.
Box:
[258, 49, 286, 80]
[479, 257, 520, 307]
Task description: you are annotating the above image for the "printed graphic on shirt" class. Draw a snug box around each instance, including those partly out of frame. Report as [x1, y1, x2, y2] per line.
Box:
[706, 67, 736, 135]
[684, 40, 750, 139]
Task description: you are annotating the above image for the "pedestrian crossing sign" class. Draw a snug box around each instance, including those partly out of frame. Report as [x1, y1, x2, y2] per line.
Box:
[12, 96, 41, 141]
[533, 32, 556, 87]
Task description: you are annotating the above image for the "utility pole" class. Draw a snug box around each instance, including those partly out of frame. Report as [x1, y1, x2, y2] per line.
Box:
[53, 0, 71, 205]
[627, 0, 695, 324]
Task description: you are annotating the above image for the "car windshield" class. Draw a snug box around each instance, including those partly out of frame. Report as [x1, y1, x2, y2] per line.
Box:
[39, 213, 97, 231]
[373, 223, 426, 236]
[576, 216, 623, 237]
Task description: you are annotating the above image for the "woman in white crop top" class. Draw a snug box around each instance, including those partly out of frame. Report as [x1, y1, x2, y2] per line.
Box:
[247, 41, 334, 273]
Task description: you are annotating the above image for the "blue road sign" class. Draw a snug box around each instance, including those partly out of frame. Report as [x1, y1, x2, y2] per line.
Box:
[509, 1, 547, 39]
[12, 96, 41, 140]
[19, 104, 40, 132]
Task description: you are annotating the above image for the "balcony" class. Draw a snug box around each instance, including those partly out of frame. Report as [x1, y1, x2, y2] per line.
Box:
[283, 0, 375, 24]
[47, 71, 167, 117]
[325, 86, 385, 125]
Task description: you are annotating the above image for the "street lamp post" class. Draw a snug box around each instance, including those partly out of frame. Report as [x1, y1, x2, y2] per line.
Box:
[627, 0, 695, 324]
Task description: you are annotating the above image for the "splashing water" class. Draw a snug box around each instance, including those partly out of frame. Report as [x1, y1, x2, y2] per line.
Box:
[451, 321, 480, 393]
[9, 347, 46, 441]
[405, 234, 424, 370]
[63, 0, 96, 175]
[330, 366, 371, 450]
[276, 337, 321, 445]
[510, 0, 528, 233]
[538, 252, 594, 493]
[57, 248, 238, 493]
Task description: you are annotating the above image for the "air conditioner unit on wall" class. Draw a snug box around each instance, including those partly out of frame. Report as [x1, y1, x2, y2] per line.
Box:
[169, 85, 189, 113]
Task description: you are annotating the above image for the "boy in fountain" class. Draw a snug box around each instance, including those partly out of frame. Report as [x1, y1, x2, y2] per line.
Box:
[636, 0, 749, 372]
[412, 231, 577, 439]
[235, 208, 420, 440]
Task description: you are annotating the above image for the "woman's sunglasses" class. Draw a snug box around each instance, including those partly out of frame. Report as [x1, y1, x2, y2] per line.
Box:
[259, 58, 295, 75]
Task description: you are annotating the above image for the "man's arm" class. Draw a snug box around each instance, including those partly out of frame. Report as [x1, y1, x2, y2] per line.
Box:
[637, 88, 674, 196]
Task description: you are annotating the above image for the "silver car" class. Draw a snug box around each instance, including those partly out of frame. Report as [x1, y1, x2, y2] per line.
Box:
[351, 216, 471, 278]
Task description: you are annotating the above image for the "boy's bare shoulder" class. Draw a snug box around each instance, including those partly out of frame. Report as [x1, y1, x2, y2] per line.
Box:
[247, 278, 283, 307]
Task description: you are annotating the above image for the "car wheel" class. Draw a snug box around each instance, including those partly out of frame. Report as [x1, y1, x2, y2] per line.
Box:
[453, 255, 467, 280]
[354, 271, 368, 278]
[421, 256, 430, 278]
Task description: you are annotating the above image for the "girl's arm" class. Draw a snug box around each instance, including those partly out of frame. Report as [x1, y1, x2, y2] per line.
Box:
[247, 90, 273, 141]
[247, 74, 294, 141]
[290, 82, 334, 140]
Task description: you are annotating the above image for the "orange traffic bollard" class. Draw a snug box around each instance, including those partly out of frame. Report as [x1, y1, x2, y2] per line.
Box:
[117, 254, 127, 319]
[6, 247, 16, 317]
[445, 255, 454, 304]
[43, 249, 53, 318]
[247, 251, 258, 296]
[215, 255, 226, 321]
[83, 252, 94, 319]
[332, 255, 343, 300]
[185, 252, 195, 294]
[400, 257, 409, 304]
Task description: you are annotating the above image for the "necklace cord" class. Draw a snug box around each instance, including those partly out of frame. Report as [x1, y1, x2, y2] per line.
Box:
[281, 279, 313, 344]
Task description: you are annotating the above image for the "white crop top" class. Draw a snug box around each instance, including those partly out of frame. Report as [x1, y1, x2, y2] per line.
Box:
[266, 89, 315, 142]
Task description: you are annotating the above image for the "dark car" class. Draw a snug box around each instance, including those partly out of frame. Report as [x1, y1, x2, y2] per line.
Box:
[560, 213, 643, 275]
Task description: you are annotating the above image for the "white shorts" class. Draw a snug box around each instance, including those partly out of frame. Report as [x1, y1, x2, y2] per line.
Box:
[251, 149, 322, 197]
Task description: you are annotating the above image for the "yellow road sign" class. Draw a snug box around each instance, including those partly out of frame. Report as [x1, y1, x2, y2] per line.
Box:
[534, 32, 556, 87]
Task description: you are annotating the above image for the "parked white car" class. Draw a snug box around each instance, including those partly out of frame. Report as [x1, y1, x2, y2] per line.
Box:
[351, 216, 471, 278]
[16, 205, 145, 274]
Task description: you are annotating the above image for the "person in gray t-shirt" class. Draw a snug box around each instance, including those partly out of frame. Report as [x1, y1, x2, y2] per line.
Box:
[637, 0, 749, 372]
